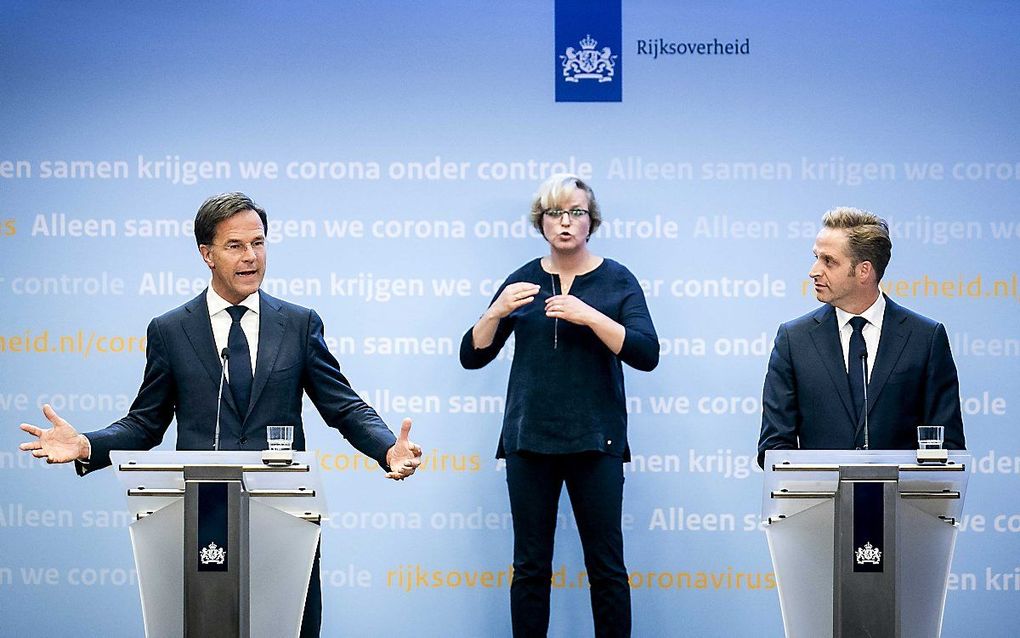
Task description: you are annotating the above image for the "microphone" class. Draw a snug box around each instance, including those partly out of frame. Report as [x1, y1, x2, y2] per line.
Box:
[860, 352, 870, 450]
[214, 348, 229, 451]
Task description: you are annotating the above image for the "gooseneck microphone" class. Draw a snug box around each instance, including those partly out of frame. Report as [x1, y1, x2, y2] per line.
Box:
[860, 352, 870, 450]
[214, 348, 229, 451]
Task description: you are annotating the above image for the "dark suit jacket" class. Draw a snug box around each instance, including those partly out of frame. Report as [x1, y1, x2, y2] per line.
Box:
[81, 289, 396, 473]
[757, 296, 965, 467]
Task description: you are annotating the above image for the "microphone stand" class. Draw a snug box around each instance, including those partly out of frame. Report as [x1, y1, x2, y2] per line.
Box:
[861, 352, 869, 450]
[214, 348, 229, 451]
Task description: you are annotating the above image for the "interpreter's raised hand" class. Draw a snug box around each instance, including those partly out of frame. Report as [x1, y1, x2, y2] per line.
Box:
[545, 294, 599, 326]
[488, 282, 541, 320]
[19, 404, 90, 464]
[384, 418, 422, 480]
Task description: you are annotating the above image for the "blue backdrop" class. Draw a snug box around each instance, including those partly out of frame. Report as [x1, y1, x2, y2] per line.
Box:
[1, 2, 1018, 636]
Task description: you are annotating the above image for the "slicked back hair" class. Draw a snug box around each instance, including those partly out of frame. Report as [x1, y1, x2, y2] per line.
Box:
[822, 207, 892, 281]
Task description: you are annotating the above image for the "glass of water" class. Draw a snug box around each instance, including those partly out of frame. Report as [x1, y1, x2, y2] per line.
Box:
[917, 425, 944, 450]
[267, 425, 294, 451]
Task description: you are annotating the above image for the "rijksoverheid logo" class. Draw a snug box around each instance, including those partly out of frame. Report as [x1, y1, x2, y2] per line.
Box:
[554, 0, 622, 102]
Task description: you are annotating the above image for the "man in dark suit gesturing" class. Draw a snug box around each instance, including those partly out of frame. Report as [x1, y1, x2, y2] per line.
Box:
[19, 192, 422, 636]
[757, 207, 965, 468]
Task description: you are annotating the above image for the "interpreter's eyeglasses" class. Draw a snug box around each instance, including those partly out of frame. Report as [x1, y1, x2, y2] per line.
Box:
[207, 240, 267, 254]
[542, 209, 589, 219]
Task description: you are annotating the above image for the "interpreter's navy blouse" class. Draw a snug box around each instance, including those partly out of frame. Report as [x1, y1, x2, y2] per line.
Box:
[460, 258, 659, 460]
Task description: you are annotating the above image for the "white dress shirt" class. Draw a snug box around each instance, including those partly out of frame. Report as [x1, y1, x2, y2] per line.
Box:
[207, 286, 260, 379]
[835, 293, 885, 379]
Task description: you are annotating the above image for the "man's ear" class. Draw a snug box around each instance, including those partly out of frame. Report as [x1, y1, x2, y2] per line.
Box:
[857, 260, 873, 283]
[199, 244, 215, 269]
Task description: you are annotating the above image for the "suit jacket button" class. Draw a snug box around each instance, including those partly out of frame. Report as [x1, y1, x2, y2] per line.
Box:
[239, 436, 248, 444]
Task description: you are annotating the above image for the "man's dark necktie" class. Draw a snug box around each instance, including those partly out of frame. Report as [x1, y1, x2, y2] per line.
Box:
[226, 305, 253, 415]
[847, 316, 868, 422]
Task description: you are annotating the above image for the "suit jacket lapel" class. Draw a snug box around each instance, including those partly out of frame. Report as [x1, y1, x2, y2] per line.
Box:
[246, 291, 287, 422]
[808, 305, 857, 425]
[181, 290, 241, 418]
[860, 296, 911, 430]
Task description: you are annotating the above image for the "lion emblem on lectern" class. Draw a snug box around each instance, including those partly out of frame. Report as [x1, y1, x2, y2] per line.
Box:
[200, 541, 226, 565]
[855, 541, 882, 565]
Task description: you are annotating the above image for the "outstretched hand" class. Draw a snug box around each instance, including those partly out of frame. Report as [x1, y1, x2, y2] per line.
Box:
[384, 418, 422, 480]
[19, 404, 90, 464]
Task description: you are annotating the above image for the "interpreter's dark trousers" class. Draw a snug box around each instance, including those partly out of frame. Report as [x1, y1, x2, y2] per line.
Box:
[506, 451, 630, 638]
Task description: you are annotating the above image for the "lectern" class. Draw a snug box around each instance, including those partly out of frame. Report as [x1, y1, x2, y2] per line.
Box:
[762, 449, 970, 638]
[112, 451, 327, 638]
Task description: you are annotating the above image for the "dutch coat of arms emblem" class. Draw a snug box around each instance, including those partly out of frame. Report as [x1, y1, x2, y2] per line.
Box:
[855, 541, 882, 565]
[560, 34, 617, 83]
[200, 541, 227, 565]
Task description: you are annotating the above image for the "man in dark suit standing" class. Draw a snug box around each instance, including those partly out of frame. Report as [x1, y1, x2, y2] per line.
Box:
[757, 207, 965, 468]
[19, 192, 422, 636]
